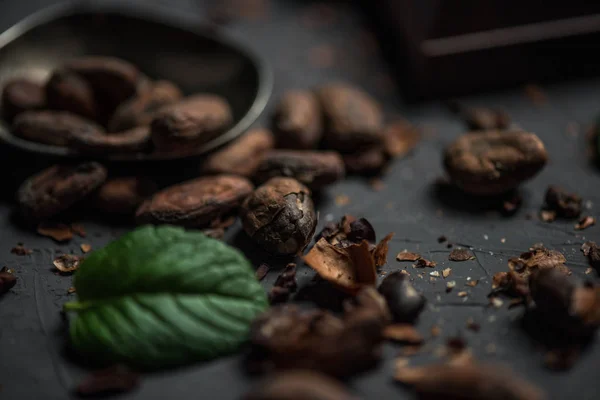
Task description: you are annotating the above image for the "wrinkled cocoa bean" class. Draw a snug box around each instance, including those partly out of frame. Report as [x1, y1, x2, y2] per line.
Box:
[45, 69, 98, 121]
[12, 111, 104, 146]
[136, 175, 253, 228]
[151, 95, 233, 153]
[273, 90, 322, 149]
[108, 80, 183, 132]
[444, 130, 547, 195]
[317, 83, 383, 153]
[254, 150, 345, 190]
[93, 177, 157, 215]
[200, 128, 274, 177]
[240, 177, 316, 255]
[70, 126, 151, 154]
[1, 78, 46, 121]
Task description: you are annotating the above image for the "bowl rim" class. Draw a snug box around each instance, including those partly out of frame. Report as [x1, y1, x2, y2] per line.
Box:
[0, 0, 273, 162]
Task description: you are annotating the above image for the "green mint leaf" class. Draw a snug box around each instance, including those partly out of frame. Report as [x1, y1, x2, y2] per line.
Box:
[64, 225, 268, 368]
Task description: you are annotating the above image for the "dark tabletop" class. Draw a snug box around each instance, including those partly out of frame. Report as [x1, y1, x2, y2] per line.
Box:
[1, 1, 600, 399]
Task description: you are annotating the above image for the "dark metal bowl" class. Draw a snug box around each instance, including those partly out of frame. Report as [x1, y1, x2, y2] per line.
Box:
[0, 1, 272, 161]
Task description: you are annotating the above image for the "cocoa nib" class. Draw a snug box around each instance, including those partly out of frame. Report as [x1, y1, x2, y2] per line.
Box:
[246, 287, 390, 378]
[11, 245, 32, 256]
[581, 241, 600, 271]
[304, 215, 393, 293]
[542, 186, 582, 219]
[268, 263, 297, 304]
[396, 250, 421, 262]
[530, 269, 600, 338]
[378, 271, 426, 324]
[255, 263, 270, 281]
[448, 248, 475, 261]
[395, 363, 544, 400]
[0, 267, 17, 295]
[53, 254, 83, 274]
[75, 365, 140, 397]
[37, 222, 73, 243]
[575, 216, 595, 231]
[243, 370, 355, 400]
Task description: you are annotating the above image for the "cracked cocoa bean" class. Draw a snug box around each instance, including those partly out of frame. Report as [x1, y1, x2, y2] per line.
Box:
[12, 111, 104, 146]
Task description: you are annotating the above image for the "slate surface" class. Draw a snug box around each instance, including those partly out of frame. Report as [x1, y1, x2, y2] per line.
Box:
[1, 1, 600, 399]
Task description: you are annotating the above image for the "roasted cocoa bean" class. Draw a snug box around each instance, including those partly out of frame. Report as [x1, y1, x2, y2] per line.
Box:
[1, 78, 46, 121]
[151, 94, 233, 153]
[240, 177, 316, 255]
[273, 90, 322, 149]
[317, 83, 383, 153]
[444, 130, 547, 195]
[254, 150, 345, 190]
[12, 111, 104, 146]
[70, 126, 151, 154]
[136, 175, 253, 228]
[108, 80, 183, 132]
[93, 177, 157, 214]
[17, 162, 107, 221]
[200, 128, 275, 177]
[45, 69, 98, 121]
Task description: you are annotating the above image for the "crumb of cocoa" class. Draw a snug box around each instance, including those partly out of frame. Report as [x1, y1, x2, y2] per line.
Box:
[396, 251, 421, 262]
[466, 318, 480, 332]
[268, 263, 297, 304]
[383, 324, 424, 344]
[431, 325, 441, 337]
[585, 268, 593, 275]
[11, 245, 32, 256]
[575, 216, 595, 230]
[37, 222, 73, 242]
[430, 271, 440, 277]
[543, 186, 582, 219]
[437, 235, 447, 243]
[335, 194, 350, 206]
[442, 268, 451, 278]
[0, 267, 17, 295]
[415, 258, 436, 268]
[540, 210, 556, 222]
[449, 248, 475, 261]
[490, 297, 504, 308]
[369, 178, 385, 191]
[457, 291, 468, 297]
[502, 193, 522, 216]
[446, 336, 467, 354]
[80, 243, 92, 253]
[67, 287, 76, 294]
[53, 254, 82, 274]
[465, 280, 478, 287]
[446, 243, 453, 248]
[255, 263, 270, 281]
[70, 223, 86, 238]
[75, 365, 140, 397]
[446, 281, 456, 292]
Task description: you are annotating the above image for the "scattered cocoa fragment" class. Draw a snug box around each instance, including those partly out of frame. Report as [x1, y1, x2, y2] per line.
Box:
[67, 287, 76, 294]
[201, 228, 225, 240]
[431, 325, 441, 337]
[543, 186, 582, 219]
[457, 291, 468, 297]
[446, 281, 456, 292]
[581, 241, 600, 271]
[272, 90, 322, 150]
[449, 248, 475, 261]
[382, 119, 420, 158]
[243, 370, 355, 400]
[395, 362, 544, 400]
[11, 245, 32, 255]
[396, 251, 421, 262]
[200, 128, 275, 177]
[443, 131, 547, 195]
[53, 254, 82, 274]
[75, 365, 140, 397]
[575, 216, 595, 230]
[269, 263, 297, 304]
[369, 178, 385, 191]
[544, 348, 581, 371]
[383, 324, 424, 344]
[37, 223, 73, 242]
[335, 194, 350, 206]
[137, 175, 253, 228]
[437, 235, 447, 243]
[465, 280, 478, 287]
[46, 69, 98, 121]
[246, 287, 390, 377]
[378, 271, 426, 324]
[540, 210, 556, 222]
[415, 258, 437, 268]
[242, 178, 316, 256]
[317, 83, 383, 153]
[0, 267, 17, 296]
[502, 192, 522, 216]
[254, 150, 345, 190]
[255, 263, 270, 281]
[466, 318, 480, 332]
[80, 244, 92, 253]
[305, 215, 393, 293]
[70, 223, 86, 237]
[586, 267, 594, 275]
